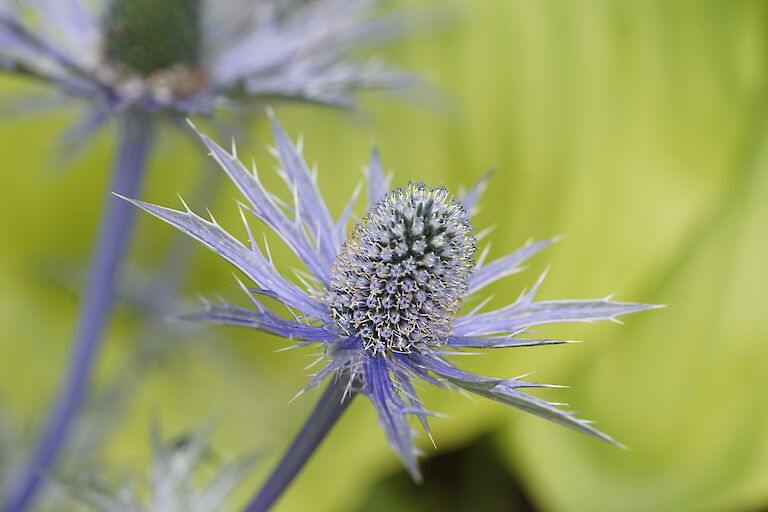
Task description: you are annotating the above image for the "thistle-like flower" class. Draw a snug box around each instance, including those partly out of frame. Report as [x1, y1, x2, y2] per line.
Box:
[0, 0, 409, 136]
[127, 117, 656, 505]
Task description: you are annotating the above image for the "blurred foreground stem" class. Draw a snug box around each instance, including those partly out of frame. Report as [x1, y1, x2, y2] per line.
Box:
[3, 111, 154, 512]
[245, 377, 355, 512]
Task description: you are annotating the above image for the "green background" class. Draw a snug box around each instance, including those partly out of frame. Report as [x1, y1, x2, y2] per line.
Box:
[2, 0, 768, 510]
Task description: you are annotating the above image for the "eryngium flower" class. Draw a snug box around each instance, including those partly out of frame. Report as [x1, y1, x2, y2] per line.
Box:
[127, 118, 656, 479]
[0, 0, 410, 136]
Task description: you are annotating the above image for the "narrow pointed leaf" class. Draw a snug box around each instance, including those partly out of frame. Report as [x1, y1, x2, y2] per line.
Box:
[364, 355, 422, 482]
[123, 197, 324, 318]
[180, 303, 337, 343]
[468, 237, 559, 293]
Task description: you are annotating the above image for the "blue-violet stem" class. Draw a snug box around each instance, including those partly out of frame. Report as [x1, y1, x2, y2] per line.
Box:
[3, 111, 154, 512]
[244, 376, 355, 512]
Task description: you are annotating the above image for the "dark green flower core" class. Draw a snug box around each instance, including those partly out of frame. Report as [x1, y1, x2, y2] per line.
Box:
[103, 0, 201, 77]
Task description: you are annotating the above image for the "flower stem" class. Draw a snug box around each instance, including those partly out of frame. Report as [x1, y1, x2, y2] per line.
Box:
[244, 377, 355, 512]
[3, 111, 154, 512]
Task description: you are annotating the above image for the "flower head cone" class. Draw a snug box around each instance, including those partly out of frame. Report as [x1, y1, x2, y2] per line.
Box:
[0, 0, 412, 140]
[126, 117, 657, 480]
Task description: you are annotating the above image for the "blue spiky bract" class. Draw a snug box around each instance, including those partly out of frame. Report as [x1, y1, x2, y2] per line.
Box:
[127, 116, 658, 480]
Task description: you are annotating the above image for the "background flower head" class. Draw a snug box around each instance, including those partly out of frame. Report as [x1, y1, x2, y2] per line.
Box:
[0, 0, 413, 139]
[127, 117, 656, 479]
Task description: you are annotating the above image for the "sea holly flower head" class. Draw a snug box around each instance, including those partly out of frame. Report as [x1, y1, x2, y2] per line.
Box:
[328, 183, 476, 353]
[126, 117, 657, 479]
[0, 0, 412, 138]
